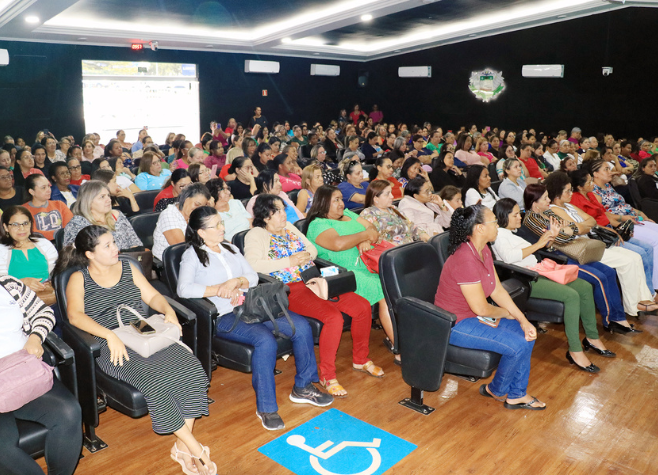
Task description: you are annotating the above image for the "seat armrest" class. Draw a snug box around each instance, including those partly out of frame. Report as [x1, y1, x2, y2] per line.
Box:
[258, 273, 277, 284]
[44, 331, 75, 364]
[163, 296, 196, 323]
[395, 297, 457, 326]
[493, 260, 538, 283]
[640, 199, 658, 222]
[62, 323, 102, 356]
[153, 257, 163, 269]
[175, 297, 218, 380]
[535, 249, 568, 264]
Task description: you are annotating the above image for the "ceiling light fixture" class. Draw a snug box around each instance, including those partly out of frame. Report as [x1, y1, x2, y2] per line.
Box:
[469, 34, 477, 37]
[361, 14, 373, 22]
[281, 37, 292, 44]
[25, 15, 39, 24]
[557, 14, 567, 18]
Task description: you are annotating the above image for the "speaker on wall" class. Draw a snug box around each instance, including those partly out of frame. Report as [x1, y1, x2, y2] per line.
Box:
[358, 70, 369, 88]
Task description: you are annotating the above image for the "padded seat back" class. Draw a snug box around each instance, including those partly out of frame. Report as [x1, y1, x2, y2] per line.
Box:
[287, 189, 300, 205]
[162, 242, 187, 296]
[133, 190, 159, 213]
[128, 212, 160, 250]
[490, 180, 502, 195]
[429, 232, 451, 268]
[294, 218, 309, 235]
[380, 241, 440, 307]
[54, 228, 65, 252]
[231, 230, 248, 254]
[629, 178, 642, 209]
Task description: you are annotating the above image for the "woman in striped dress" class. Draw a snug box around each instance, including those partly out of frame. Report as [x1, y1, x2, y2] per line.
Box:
[54, 225, 216, 475]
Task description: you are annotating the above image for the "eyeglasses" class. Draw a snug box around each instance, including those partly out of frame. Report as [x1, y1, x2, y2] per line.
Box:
[482, 219, 498, 226]
[68, 165, 81, 171]
[7, 221, 30, 229]
[0, 175, 13, 181]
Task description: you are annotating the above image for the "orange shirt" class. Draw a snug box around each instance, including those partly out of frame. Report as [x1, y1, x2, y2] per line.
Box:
[23, 200, 73, 241]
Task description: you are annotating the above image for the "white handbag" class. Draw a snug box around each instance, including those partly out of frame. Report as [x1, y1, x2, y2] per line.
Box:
[112, 304, 191, 358]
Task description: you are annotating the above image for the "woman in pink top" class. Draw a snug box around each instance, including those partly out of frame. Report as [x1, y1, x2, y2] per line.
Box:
[270, 154, 301, 192]
[475, 137, 495, 163]
[455, 134, 489, 166]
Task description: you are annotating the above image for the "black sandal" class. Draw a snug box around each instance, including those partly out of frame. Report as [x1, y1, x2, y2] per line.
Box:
[503, 397, 546, 411]
[479, 384, 504, 401]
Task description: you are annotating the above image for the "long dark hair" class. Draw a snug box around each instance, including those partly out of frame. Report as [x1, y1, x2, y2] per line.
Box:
[307, 184, 339, 225]
[52, 225, 109, 276]
[162, 167, 189, 190]
[447, 205, 487, 255]
[369, 156, 391, 181]
[184, 206, 235, 267]
[1, 206, 39, 246]
[462, 165, 487, 198]
[399, 157, 421, 180]
[492, 198, 518, 229]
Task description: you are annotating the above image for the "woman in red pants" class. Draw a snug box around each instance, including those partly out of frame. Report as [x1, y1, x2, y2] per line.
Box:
[244, 194, 383, 397]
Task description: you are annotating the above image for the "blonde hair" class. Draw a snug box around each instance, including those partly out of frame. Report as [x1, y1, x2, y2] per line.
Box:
[301, 164, 321, 190]
[75, 180, 116, 231]
[475, 137, 489, 153]
[583, 149, 600, 163]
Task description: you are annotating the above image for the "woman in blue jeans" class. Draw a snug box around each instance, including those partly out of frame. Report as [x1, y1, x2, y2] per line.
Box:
[435, 205, 546, 410]
[177, 206, 333, 431]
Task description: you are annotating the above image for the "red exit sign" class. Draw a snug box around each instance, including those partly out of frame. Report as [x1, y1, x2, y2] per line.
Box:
[131, 43, 144, 51]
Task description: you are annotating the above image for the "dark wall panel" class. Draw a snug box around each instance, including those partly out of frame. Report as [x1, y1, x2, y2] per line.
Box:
[0, 42, 361, 141]
[0, 7, 656, 142]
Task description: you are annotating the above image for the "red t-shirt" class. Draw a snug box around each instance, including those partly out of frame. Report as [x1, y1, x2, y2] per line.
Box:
[349, 111, 365, 125]
[519, 157, 543, 179]
[570, 191, 610, 226]
[23, 200, 73, 241]
[70, 175, 90, 186]
[435, 241, 496, 324]
[153, 186, 174, 211]
[388, 177, 403, 200]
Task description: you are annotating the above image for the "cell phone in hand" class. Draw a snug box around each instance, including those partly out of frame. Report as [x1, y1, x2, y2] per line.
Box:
[211, 164, 218, 176]
[130, 319, 156, 334]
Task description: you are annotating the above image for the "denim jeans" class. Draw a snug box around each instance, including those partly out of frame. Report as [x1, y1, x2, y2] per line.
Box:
[449, 318, 534, 400]
[623, 238, 654, 292]
[215, 311, 318, 413]
[0, 379, 82, 475]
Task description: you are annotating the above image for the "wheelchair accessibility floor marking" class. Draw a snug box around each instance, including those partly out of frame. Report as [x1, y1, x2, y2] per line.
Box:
[258, 408, 416, 475]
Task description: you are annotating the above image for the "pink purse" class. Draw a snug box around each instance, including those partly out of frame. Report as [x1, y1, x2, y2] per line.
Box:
[0, 349, 54, 413]
[529, 258, 579, 285]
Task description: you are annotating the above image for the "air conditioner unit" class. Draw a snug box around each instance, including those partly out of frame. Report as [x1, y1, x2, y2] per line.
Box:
[310, 64, 340, 77]
[522, 64, 564, 78]
[0, 49, 8, 66]
[398, 66, 431, 78]
[244, 60, 280, 74]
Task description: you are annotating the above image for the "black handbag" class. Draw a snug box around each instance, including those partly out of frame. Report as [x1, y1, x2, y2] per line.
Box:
[221, 281, 296, 339]
[588, 226, 618, 248]
[614, 219, 634, 241]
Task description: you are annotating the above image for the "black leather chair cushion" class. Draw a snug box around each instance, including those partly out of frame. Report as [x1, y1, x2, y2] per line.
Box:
[17, 420, 48, 458]
[133, 190, 160, 213]
[96, 364, 148, 418]
[445, 346, 501, 379]
[293, 218, 309, 236]
[128, 212, 160, 251]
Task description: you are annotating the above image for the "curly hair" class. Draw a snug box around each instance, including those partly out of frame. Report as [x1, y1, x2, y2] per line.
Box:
[544, 171, 570, 202]
[447, 205, 487, 256]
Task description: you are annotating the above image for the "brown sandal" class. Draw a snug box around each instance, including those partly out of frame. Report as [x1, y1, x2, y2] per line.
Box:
[353, 361, 385, 378]
[320, 379, 348, 398]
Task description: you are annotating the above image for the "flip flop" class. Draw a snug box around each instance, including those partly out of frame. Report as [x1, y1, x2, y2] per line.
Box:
[478, 384, 505, 402]
[503, 397, 546, 411]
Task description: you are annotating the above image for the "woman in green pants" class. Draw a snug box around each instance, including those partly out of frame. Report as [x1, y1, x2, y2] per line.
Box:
[491, 198, 615, 373]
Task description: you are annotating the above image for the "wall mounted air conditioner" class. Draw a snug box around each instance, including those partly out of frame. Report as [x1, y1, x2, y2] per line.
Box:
[398, 66, 432, 78]
[310, 64, 340, 76]
[0, 49, 8, 66]
[522, 64, 564, 78]
[244, 60, 280, 74]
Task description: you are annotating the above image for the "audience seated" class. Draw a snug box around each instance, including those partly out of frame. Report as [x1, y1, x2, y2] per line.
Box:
[306, 185, 398, 363]
[225, 156, 257, 200]
[67, 157, 90, 186]
[361, 179, 430, 244]
[296, 164, 323, 215]
[48, 162, 79, 207]
[492, 198, 612, 372]
[369, 156, 403, 199]
[135, 151, 172, 191]
[455, 134, 489, 167]
[23, 174, 73, 240]
[0, 166, 24, 211]
[92, 169, 140, 216]
[245, 194, 380, 397]
[63, 180, 142, 249]
[55, 225, 216, 474]
[154, 169, 192, 212]
[0, 275, 82, 475]
[188, 163, 211, 185]
[398, 176, 450, 234]
[13, 149, 44, 188]
[206, 178, 251, 242]
[463, 165, 499, 209]
[436, 205, 545, 410]
[635, 156, 658, 200]
[152, 183, 210, 261]
[177, 206, 332, 430]
[245, 170, 303, 223]
[270, 153, 301, 192]
[336, 159, 367, 209]
[498, 158, 527, 210]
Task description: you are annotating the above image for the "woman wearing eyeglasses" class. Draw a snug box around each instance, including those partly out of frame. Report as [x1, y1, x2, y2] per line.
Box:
[0, 205, 57, 286]
[67, 158, 90, 186]
[206, 178, 251, 242]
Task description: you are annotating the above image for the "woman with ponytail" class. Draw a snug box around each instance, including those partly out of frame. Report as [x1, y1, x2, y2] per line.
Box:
[435, 205, 546, 410]
[369, 156, 403, 199]
[56, 225, 215, 474]
[177, 206, 332, 430]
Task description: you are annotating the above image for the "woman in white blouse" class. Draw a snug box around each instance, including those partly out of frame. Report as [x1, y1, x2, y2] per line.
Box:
[491, 198, 613, 373]
[152, 183, 210, 260]
[462, 165, 499, 209]
[498, 158, 527, 210]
